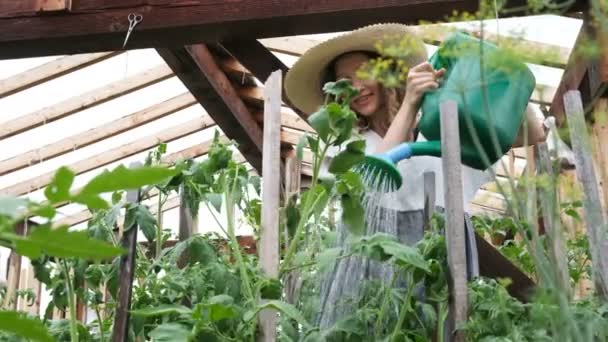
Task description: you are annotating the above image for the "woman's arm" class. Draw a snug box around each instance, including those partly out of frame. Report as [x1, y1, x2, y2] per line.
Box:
[512, 105, 547, 147]
[376, 62, 445, 153]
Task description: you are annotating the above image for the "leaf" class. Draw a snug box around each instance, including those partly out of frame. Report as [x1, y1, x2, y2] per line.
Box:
[205, 193, 223, 213]
[322, 79, 358, 101]
[72, 193, 108, 210]
[31, 205, 56, 219]
[250, 176, 261, 195]
[259, 278, 282, 300]
[131, 304, 192, 317]
[207, 295, 238, 322]
[0, 311, 54, 342]
[341, 194, 365, 236]
[111, 191, 123, 204]
[149, 323, 191, 342]
[307, 136, 319, 153]
[79, 165, 178, 196]
[186, 236, 217, 265]
[244, 300, 312, 331]
[302, 185, 329, 219]
[296, 135, 308, 161]
[317, 247, 341, 273]
[0, 197, 27, 219]
[125, 205, 157, 242]
[564, 208, 581, 221]
[44, 167, 74, 204]
[8, 226, 124, 261]
[328, 140, 366, 174]
[308, 107, 331, 142]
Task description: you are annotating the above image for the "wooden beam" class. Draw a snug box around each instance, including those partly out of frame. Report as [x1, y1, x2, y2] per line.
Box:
[158, 45, 264, 171]
[0, 0, 502, 59]
[0, 93, 197, 176]
[261, 24, 571, 68]
[220, 41, 307, 119]
[2, 117, 215, 197]
[0, 64, 173, 140]
[47, 136, 227, 211]
[550, 18, 608, 125]
[0, 51, 119, 99]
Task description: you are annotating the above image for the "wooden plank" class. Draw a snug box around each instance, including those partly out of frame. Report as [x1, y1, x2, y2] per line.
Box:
[475, 233, 535, 301]
[564, 90, 608, 298]
[0, 64, 173, 140]
[111, 185, 140, 342]
[1, 117, 215, 197]
[0, 0, 500, 59]
[439, 100, 467, 340]
[535, 142, 570, 296]
[0, 92, 197, 176]
[259, 70, 282, 342]
[0, 51, 119, 99]
[158, 45, 264, 171]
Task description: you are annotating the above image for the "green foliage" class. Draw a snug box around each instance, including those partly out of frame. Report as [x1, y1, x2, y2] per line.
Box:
[0, 311, 54, 342]
[2, 225, 124, 261]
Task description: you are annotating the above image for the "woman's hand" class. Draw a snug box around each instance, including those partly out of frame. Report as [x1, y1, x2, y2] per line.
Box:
[402, 62, 446, 111]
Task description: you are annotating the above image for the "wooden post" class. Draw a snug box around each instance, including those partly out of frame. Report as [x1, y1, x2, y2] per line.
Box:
[423, 171, 436, 230]
[439, 100, 467, 340]
[259, 70, 282, 342]
[111, 173, 141, 342]
[535, 142, 571, 297]
[178, 185, 198, 241]
[590, 98, 608, 217]
[3, 222, 27, 309]
[283, 149, 302, 305]
[564, 90, 608, 298]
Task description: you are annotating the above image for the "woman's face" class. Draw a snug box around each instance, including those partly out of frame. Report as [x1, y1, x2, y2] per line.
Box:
[334, 52, 385, 117]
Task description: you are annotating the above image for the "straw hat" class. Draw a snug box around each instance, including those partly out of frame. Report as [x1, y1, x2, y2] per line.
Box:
[284, 23, 428, 115]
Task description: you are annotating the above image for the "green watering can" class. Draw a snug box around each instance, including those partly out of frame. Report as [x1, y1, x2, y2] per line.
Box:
[358, 32, 536, 192]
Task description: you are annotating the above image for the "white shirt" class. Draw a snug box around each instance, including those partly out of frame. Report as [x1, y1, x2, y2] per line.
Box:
[322, 130, 492, 212]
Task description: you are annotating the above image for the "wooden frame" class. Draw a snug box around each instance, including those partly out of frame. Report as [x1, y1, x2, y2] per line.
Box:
[0, 65, 173, 140]
[0, 51, 120, 99]
[158, 45, 264, 171]
[1, 117, 215, 196]
[0, 93, 197, 175]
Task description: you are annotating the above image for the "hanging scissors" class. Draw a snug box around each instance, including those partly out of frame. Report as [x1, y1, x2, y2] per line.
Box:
[122, 13, 143, 49]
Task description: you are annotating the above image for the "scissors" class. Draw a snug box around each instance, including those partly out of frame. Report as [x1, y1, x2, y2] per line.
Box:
[122, 13, 143, 48]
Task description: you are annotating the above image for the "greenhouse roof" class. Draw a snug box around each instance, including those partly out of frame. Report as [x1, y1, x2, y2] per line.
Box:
[0, 6, 587, 232]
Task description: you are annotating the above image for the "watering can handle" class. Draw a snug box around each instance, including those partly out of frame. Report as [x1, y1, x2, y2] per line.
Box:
[380, 143, 413, 164]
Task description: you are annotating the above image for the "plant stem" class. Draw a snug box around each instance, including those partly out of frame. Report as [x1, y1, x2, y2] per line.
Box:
[375, 271, 399, 336]
[61, 259, 79, 342]
[225, 169, 254, 301]
[437, 301, 448, 342]
[281, 193, 325, 273]
[95, 305, 106, 342]
[156, 193, 163, 259]
[391, 274, 414, 339]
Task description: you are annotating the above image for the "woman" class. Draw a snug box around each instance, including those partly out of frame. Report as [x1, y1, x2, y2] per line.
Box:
[284, 23, 545, 328]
